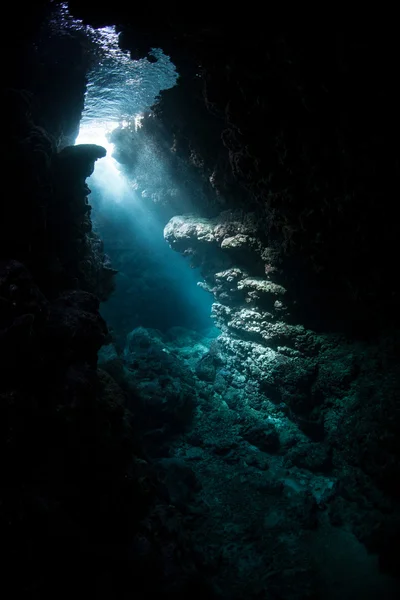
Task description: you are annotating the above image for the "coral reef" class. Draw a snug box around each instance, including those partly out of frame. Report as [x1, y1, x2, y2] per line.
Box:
[98, 322, 399, 598]
[162, 194, 400, 593]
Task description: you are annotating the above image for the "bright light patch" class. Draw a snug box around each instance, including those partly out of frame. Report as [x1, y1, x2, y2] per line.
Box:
[75, 119, 117, 154]
[75, 121, 132, 204]
[134, 114, 144, 131]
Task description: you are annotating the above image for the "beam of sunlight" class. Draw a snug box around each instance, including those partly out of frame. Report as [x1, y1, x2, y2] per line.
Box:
[51, 0, 214, 332]
[75, 119, 137, 204]
[75, 119, 168, 241]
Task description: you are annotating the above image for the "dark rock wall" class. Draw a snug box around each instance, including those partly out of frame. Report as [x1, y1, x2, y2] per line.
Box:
[2, 89, 114, 300]
[68, 8, 400, 333]
[6, 2, 89, 148]
[2, 26, 130, 592]
[2, 5, 224, 598]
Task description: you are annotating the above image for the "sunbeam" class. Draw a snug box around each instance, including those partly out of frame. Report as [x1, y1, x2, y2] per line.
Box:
[70, 17, 213, 337]
[76, 120, 134, 204]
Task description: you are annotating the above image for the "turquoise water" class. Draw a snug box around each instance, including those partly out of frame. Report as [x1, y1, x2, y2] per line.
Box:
[48, 2, 213, 337]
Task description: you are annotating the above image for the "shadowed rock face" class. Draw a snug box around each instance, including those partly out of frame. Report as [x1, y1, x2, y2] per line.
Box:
[85, 14, 398, 336]
[57, 143, 107, 178]
[2, 36, 140, 594]
[1, 9, 222, 599]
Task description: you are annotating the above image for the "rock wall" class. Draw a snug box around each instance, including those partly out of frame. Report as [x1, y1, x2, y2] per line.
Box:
[80, 13, 399, 334]
[1, 77, 132, 594]
[162, 210, 400, 584]
[2, 9, 218, 596]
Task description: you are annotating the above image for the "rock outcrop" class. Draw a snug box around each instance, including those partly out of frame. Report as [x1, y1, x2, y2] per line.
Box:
[163, 208, 400, 591]
[164, 212, 294, 344]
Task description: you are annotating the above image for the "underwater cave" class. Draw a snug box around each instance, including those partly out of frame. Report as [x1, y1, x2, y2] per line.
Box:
[1, 2, 400, 598]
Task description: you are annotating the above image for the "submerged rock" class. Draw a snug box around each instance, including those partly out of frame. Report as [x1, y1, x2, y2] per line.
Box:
[240, 422, 280, 453]
[56, 143, 107, 180]
[195, 352, 217, 382]
[122, 327, 198, 451]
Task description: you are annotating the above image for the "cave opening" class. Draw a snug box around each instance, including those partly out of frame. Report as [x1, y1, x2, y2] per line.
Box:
[67, 10, 216, 347]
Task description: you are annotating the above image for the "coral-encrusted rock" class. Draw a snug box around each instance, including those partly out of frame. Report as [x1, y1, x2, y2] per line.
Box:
[164, 212, 295, 344]
[164, 215, 217, 251]
[240, 422, 280, 453]
[237, 278, 286, 298]
[237, 278, 287, 311]
[220, 234, 250, 249]
[122, 328, 197, 451]
[195, 352, 217, 382]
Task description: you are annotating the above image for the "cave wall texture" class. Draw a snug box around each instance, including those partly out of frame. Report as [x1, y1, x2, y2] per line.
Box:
[2, 1, 400, 598]
[2, 3, 212, 597]
[68, 3, 400, 334]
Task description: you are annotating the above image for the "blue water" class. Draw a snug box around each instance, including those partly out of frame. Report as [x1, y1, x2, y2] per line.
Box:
[50, 3, 214, 337]
[48, 3, 178, 123]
